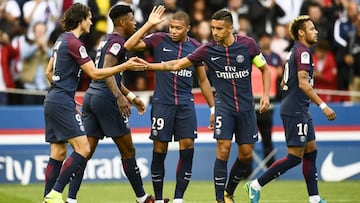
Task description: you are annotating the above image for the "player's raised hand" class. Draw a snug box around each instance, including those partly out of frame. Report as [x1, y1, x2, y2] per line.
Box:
[132, 97, 146, 115]
[148, 5, 166, 25]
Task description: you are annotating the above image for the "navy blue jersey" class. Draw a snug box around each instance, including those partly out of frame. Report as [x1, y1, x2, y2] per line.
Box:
[280, 42, 314, 117]
[86, 33, 126, 98]
[188, 35, 260, 112]
[45, 32, 91, 104]
[143, 32, 202, 105]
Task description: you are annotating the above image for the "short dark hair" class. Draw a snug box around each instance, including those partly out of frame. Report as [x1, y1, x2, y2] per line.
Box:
[211, 9, 233, 25]
[171, 11, 191, 26]
[289, 15, 311, 40]
[62, 3, 91, 31]
[109, 5, 133, 23]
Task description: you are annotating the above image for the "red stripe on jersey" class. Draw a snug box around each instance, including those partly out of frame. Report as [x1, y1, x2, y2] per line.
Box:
[173, 42, 183, 105]
[226, 47, 239, 111]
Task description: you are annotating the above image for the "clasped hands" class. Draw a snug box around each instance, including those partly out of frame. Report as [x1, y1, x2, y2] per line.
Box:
[126, 57, 150, 71]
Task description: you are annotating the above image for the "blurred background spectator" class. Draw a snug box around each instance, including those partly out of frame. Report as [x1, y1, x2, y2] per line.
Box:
[0, 29, 16, 105]
[226, 0, 249, 33]
[346, 12, 360, 102]
[22, 0, 60, 41]
[191, 20, 212, 44]
[313, 39, 340, 102]
[333, 0, 358, 95]
[248, 0, 284, 38]
[18, 22, 50, 104]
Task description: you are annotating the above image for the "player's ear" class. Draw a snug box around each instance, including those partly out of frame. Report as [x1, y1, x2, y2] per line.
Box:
[298, 29, 305, 37]
[228, 24, 233, 33]
[187, 25, 191, 32]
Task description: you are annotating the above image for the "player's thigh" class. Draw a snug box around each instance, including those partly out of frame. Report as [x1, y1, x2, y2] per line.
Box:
[234, 110, 258, 144]
[213, 106, 236, 140]
[82, 94, 103, 138]
[44, 102, 85, 143]
[150, 103, 176, 142]
[85, 94, 130, 138]
[174, 104, 197, 141]
[281, 115, 311, 147]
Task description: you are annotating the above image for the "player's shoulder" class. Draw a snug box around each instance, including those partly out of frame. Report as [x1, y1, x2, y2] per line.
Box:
[188, 37, 202, 47]
[62, 32, 83, 48]
[293, 42, 311, 61]
[294, 42, 310, 53]
[145, 32, 168, 40]
[234, 34, 256, 44]
[106, 33, 126, 46]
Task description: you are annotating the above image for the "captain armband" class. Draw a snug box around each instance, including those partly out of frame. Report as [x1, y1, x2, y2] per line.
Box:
[252, 53, 267, 68]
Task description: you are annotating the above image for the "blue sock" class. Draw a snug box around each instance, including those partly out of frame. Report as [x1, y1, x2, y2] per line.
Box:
[44, 158, 63, 197]
[174, 148, 194, 199]
[214, 158, 228, 201]
[122, 158, 145, 197]
[53, 152, 86, 193]
[225, 158, 249, 195]
[258, 154, 302, 186]
[303, 150, 319, 196]
[151, 151, 167, 200]
[68, 161, 87, 199]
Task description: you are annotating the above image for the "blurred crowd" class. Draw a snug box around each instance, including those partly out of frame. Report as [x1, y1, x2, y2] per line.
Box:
[0, 0, 360, 105]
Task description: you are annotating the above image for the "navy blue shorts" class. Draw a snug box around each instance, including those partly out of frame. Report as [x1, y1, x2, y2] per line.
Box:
[281, 115, 315, 147]
[44, 101, 86, 143]
[213, 106, 258, 144]
[82, 93, 130, 139]
[150, 103, 197, 142]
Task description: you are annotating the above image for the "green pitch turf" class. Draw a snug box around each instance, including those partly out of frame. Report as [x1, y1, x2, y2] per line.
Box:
[0, 180, 359, 203]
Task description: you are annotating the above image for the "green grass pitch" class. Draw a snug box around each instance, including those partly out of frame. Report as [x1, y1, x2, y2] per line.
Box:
[0, 180, 359, 203]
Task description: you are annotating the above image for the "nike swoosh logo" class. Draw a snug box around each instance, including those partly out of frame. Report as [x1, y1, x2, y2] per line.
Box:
[211, 56, 220, 61]
[320, 151, 360, 181]
[249, 189, 255, 199]
[162, 47, 173, 52]
[214, 177, 226, 181]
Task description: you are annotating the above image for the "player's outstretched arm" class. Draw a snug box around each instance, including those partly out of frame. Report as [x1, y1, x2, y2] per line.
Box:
[124, 5, 165, 51]
[81, 57, 147, 80]
[146, 57, 193, 71]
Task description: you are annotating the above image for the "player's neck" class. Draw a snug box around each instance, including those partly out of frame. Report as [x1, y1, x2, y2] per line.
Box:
[70, 27, 82, 38]
[112, 28, 124, 37]
[298, 39, 311, 48]
[219, 34, 235, 47]
[179, 35, 189, 42]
